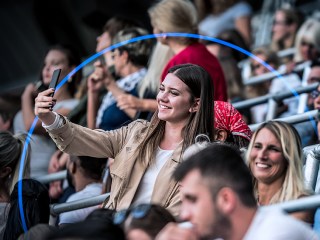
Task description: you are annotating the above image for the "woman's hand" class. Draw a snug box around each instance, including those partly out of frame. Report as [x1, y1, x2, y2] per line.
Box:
[34, 88, 56, 125]
[87, 60, 114, 92]
[117, 94, 142, 110]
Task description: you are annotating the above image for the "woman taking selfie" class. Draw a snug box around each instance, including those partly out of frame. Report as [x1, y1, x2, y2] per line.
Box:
[34, 63, 215, 216]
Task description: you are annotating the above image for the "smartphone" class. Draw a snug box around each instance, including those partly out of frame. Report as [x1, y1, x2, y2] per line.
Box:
[49, 69, 61, 97]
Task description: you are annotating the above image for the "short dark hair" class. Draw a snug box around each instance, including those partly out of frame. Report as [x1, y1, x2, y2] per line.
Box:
[173, 143, 256, 207]
[113, 27, 154, 67]
[72, 155, 107, 181]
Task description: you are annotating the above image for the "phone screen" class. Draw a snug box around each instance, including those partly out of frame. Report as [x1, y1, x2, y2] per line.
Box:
[49, 69, 61, 97]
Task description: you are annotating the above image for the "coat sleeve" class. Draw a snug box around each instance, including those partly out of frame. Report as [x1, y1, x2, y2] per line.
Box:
[46, 116, 142, 158]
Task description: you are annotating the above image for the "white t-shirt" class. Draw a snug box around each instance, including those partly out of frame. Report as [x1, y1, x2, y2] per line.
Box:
[59, 182, 102, 225]
[132, 147, 174, 206]
[244, 208, 318, 240]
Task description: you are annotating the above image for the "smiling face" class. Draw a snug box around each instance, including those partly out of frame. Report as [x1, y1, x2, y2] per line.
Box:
[249, 128, 287, 185]
[157, 73, 197, 124]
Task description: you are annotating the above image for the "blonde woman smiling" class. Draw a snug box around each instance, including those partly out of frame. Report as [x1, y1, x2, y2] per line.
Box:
[246, 120, 314, 224]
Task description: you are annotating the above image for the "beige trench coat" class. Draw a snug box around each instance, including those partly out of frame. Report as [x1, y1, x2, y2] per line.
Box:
[46, 117, 183, 216]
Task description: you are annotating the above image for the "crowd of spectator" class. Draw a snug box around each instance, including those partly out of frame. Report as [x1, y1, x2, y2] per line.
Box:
[1, 0, 320, 239]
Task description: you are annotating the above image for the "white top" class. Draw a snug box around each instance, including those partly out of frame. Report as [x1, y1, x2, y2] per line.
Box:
[14, 98, 79, 178]
[131, 147, 174, 206]
[244, 208, 318, 240]
[198, 2, 252, 38]
[59, 182, 102, 225]
[269, 72, 301, 118]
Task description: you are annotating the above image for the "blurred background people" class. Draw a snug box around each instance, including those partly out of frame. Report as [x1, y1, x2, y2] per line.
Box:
[195, 0, 253, 46]
[87, 27, 154, 130]
[13, 44, 82, 178]
[3, 179, 50, 240]
[293, 18, 320, 64]
[0, 131, 30, 239]
[58, 155, 107, 226]
[271, 7, 304, 62]
[148, 0, 228, 101]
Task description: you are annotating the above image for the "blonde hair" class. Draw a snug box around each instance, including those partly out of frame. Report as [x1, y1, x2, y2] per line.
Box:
[148, 0, 198, 45]
[246, 121, 310, 204]
[294, 18, 320, 62]
[138, 42, 174, 98]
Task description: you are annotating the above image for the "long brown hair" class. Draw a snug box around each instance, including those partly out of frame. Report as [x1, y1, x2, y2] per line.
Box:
[136, 64, 215, 166]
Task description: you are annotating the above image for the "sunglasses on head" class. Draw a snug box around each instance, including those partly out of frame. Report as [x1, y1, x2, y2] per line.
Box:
[113, 203, 152, 225]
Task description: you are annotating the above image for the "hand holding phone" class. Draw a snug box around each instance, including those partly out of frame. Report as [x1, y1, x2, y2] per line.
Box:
[49, 69, 61, 97]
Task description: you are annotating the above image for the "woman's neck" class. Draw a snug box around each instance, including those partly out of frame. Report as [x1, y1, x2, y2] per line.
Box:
[160, 123, 184, 150]
[257, 178, 284, 205]
[168, 41, 188, 55]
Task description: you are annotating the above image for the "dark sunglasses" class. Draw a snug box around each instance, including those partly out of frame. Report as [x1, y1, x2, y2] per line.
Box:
[113, 203, 152, 225]
[311, 89, 320, 99]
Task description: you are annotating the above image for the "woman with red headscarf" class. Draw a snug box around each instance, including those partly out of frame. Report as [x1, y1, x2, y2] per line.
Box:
[214, 101, 252, 148]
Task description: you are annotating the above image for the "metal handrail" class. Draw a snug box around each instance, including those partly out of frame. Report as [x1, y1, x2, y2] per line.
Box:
[233, 83, 319, 110]
[48, 189, 320, 216]
[36, 170, 67, 184]
[238, 47, 296, 69]
[50, 193, 110, 216]
[243, 60, 311, 86]
[249, 109, 319, 132]
[266, 194, 320, 213]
